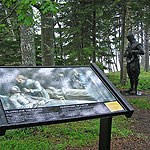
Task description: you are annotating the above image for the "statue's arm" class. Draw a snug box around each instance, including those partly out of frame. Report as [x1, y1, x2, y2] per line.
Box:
[132, 44, 144, 55]
[137, 45, 144, 55]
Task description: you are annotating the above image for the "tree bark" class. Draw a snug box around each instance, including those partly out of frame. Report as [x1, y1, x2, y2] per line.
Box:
[120, 1, 131, 85]
[92, 0, 96, 63]
[140, 22, 145, 67]
[20, 25, 36, 66]
[120, 2, 127, 85]
[41, 12, 54, 66]
[144, 25, 149, 72]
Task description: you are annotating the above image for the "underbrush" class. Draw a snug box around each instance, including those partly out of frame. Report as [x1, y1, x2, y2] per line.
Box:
[107, 69, 150, 91]
[128, 97, 150, 110]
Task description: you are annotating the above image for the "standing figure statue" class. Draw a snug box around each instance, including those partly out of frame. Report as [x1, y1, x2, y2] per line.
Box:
[124, 33, 144, 95]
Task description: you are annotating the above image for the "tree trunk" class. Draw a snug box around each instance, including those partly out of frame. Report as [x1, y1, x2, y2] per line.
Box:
[120, 3, 127, 85]
[140, 22, 145, 67]
[56, 16, 65, 65]
[92, 0, 96, 63]
[120, 1, 131, 85]
[144, 25, 149, 72]
[4, 9, 16, 41]
[20, 25, 36, 66]
[41, 12, 54, 66]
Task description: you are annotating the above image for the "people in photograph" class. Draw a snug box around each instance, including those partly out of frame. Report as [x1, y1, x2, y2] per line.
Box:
[47, 86, 96, 101]
[9, 86, 35, 109]
[1, 86, 52, 110]
[16, 75, 50, 99]
[71, 70, 85, 89]
[46, 86, 65, 100]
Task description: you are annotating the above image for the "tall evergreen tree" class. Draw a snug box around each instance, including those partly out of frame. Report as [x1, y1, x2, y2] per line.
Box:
[41, 12, 54, 66]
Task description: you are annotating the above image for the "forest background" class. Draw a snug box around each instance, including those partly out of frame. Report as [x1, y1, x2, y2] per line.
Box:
[0, 1, 150, 149]
[0, 0, 150, 85]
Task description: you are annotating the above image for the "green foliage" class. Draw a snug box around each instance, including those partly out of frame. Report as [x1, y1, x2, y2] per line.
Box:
[0, 116, 135, 150]
[54, 1, 95, 65]
[0, 24, 7, 37]
[0, 41, 21, 65]
[41, 1, 58, 14]
[107, 71, 125, 88]
[138, 69, 150, 90]
[128, 98, 150, 110]
[107, 69, 150, 91]
[2, 0, 58, 26]
[112, 116, 133, 137]
[1, 103, 144, 150]
[96, 62, 107, 71]
[0, 24, 6, 29]
[1, 0, 150, 66]
[0, 120, 99, 149]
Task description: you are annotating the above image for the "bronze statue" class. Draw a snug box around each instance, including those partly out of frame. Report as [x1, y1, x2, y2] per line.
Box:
[124, 33, 144, 95]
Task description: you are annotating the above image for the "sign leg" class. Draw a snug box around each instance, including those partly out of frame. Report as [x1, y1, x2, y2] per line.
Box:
[99, 117, 112, 150]
[0, 127, 6, 136]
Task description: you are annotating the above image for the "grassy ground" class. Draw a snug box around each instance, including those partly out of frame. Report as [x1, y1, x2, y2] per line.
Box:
[107, 68, 150, 91]
[0, 117, 134, 150]
[0, 70, 149, 150]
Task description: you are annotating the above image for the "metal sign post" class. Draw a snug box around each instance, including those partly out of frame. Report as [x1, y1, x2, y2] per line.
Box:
[99, 117, 112, 150]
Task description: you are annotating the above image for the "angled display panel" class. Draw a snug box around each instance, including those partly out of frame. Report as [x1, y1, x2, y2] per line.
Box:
[0, 63, 133, 131]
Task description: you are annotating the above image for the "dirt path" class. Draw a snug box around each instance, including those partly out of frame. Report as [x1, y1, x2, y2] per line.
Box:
[111, 106, 150, 150]
[67, 99, 150, 150]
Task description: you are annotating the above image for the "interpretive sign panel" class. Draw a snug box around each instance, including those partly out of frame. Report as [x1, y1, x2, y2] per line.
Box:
[0, 63, 133, 131]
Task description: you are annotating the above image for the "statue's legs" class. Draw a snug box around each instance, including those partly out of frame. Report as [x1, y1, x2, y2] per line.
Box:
[133, 66, 140, 94]
[127, 64, 133, 93]
[129, 78, 139, 95]
[134, 78, 139, 94]
[128, 78, 139, 95]
[127, 61, 140, 95]
[129, 78, 134, 92]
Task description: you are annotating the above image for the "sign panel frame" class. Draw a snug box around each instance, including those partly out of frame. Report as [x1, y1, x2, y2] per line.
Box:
[0, 63, 134, 134]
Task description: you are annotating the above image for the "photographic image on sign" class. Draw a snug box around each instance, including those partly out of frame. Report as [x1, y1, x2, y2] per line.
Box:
[0, 67, 116, 111]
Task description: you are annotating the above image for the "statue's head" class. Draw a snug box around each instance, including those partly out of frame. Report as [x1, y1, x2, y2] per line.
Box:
[16, 75, 27, 84]
[127, 33, 135, 42]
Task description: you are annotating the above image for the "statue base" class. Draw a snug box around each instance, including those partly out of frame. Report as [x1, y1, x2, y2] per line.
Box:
[120, 90, 143, 96]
